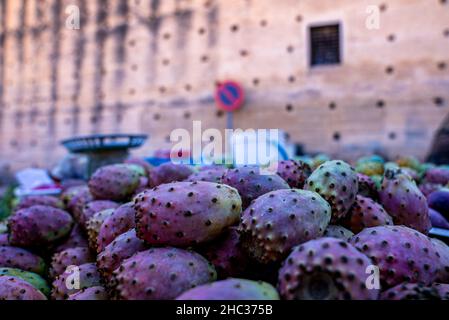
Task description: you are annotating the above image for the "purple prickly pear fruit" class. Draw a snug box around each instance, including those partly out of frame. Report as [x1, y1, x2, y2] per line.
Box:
[54, 224, 88, 253]
[351, 225, 440, 288]
[275, 159, 312, 189]
[430, 238, 449, 283]
[49, 247, 94, 279]
[134, 181, 242, 247]
[67, 286, 108, 300]
[381, 282, 444, 300]
[429, 208, 449, 229]
[425, 167, 449, 185]
[278, 237, 378, 300]
[341, 195, 393, 234]
[379, 168, 431, 234]
[199, 227, 248, 279]
[0, 267, 50, 296]
[323, 225, 354, 241]
[395, 155, 421, 172]
[222, 166, 290, 209]
[8, 205, 73, 247]
[78, 200, 119, 228]
[186, 168, 227, 183]
[400, 167, 420, 182]
[239, 189, 331, 264]
[433, 283, 449, 300]
[51, 262, 102, 300]
[198, 164, 227, 171]
[64, 186, 94, 219]
[0, 276, 47, 300]
[133, 176, 150, 197]
[0, 233, 10, 246]
[419, 182, 441, 197]
[148, 162, 195, 187]
[357, 173, 378, 199]
[111, 247, 216, 300]
[86, 208, 115, 251]
[15, 195, 64, 211]
[177, 278, 280, 300]
[427, 188, 449, 220]
[124, 157, 152, 175]
[88, 164, 145, 201]
[304, 160, 358, 222]
[97, 203, 135, 253]
[0, 246, 46, 275]
[96, 229, 146, 281]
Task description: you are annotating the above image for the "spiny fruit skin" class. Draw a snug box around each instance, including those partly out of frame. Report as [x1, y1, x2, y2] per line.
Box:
[381, 283, 446, 300]
[304, 160, 358, 222]
[133, 176, 150, 197]
[88, 164, 145, 201]
[64, 186, 94, 219]
[54, 224, 89, 253]
[0, 233, 10, 246]
[148, 162, 195, 187]
[111, 247, 217, 300]
[0, 275, 47, 300]
[431, 238, 449, 283]
[0, 268, 50, 296]
[86, 209, 115, 251]
[67, 286, 108, 300]
[355, 160, 384, 177]
[425, 167, 449, 185]
[275, 159, 312, 189]
[323, 225, 354, 241]
[49, 247, 94, 279]
[278, 237, 378, 300]
[0, 246, 46, 275]
[429, 208, 449, 229]
[400, 167, 420, 182]
[222, 166, 290, 209]
[357, 173, 378, 200]
[15, 196, 64, 211]
[8, 205, 73, 247]
[342, 195, 393, 234]
[351, 226, 440, 288]
[176, 278, 280, 300]
[199, 227, 248, 279]
[51, 262, 102, 300]
[97, 203, 135, 253]
[379, 169, 431, 234]
[186, 168, 227, 183]
[96, 229, 146, 281]
[239, 189, 331, 264]
[427, 188, 449, 220]
[134, 181, 242, 247]
[78, 200, 119, 228]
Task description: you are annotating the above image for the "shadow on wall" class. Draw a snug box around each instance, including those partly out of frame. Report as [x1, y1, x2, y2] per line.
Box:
[428, 113, 449, 165]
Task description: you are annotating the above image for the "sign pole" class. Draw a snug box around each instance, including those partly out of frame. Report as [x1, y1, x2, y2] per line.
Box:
[214, 80, 244, 165]
[226, 111, 234, 130]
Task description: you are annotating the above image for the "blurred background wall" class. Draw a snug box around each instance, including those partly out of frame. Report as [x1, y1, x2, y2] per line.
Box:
[0, 0, 448, 171]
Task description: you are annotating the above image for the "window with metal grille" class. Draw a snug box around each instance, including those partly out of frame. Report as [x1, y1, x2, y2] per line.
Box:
[309, 24, 341, 67]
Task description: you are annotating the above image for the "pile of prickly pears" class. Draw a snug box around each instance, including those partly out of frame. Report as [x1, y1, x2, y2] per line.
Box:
[1, 155, 449, 301]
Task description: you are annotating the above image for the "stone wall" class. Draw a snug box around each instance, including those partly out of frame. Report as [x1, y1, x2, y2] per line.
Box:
[0, 0, 448, 171]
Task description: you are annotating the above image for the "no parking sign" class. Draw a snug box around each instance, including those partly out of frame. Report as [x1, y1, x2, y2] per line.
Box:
[215, 81, 245, 112]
